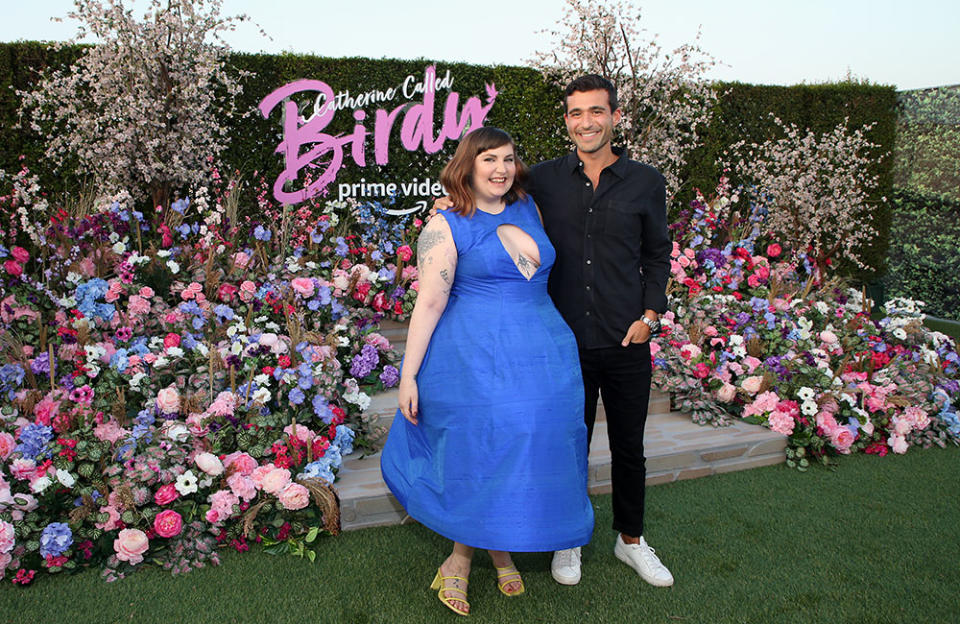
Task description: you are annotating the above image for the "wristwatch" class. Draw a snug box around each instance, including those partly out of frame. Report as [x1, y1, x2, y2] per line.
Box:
[640, 316, 661, 335]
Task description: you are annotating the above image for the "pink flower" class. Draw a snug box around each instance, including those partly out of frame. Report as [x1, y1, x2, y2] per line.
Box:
[127, 295, 151, 316]
[830, 427, 855, 454]
[96, 505, 122, 531]
[227, 473, 257, 501]
[820, 330, 838, 344]
[94, 420, 128, 444]
[209, 489, 240, 517]
[0, 433, 16, 461]
[181, 282, 203, 300]
[223, 452, 257, 476]
[138, 286, 155, 298]
[692, 363, 710, 379]
[10, 459, 36, 481]
[0, 520, 14, 554]
[290, 277, 315, 297]
[233, 252, 250, 269]
[888, 434, 908, 454]
[261, 467, 292, 495]
[743, 356, 762, 373]
[153, 510, 183, 538]
[163, 333, 181, 349]
[250, 464, 274, 489]
[195, 452, 224, 476]
[740, 376, 764, 394]
[397, 245, 414, 262]
[679, 344, 702, 360]
[239, 280, 257, 302]
[114, 529, 149, 564]
[3, 261, 22, 277]
[205, 509, 220, 524]
[677, 255, 691, 268]
[156, 387, 180, 414]
[747, 273, 761, 288]
[766, 243, 782, 258]
[903, 406, 930, 430]
[716, 383, 737, 403]
[10, 247, 29, 263]
[892, 417, 912, 437]
[768, 410, 795, 436]
[816, 411, 839, 432]
[277, 482, 310, 510]
[154, 483, 179, 506]
[284, 423, 314, 443]
[218, 283, 238, 302]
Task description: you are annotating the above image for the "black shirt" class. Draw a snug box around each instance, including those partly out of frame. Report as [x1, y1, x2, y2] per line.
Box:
[528, 148, 672, 350]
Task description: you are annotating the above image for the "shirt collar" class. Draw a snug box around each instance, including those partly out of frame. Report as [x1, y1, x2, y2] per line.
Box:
[566, 146, 629, 178]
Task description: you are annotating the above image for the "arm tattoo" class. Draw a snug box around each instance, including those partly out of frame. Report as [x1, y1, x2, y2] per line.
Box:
[440, 269, 450, 283]
[417, 227, 446, 266]
[515, 254, 540, 278]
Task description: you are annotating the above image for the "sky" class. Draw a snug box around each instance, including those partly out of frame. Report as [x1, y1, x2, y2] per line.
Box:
[4, 0, 959, 91]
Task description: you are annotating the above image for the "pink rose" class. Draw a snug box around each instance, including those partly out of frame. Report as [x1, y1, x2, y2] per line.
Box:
[397, 245, 414, 262]
[768, 410, 795, 436]
[250, 464, 275, 489]
[830, 427, 855, 454]
[195, 452, 224, 476]
[205, 509, 220, 524]
[163, 333, 181, 349]
[677, 255, 691, 268]
[138, 286, 155, 298]
[741, 376, 764, 395]
[239, 280, 256, 302]
[743, 356, 762, 373]
[261, 467, 292, 495]
[156, 387, 180, 414]
[284, 423, 314, 443]
[3, 261, 22, 277]
[127, 295, 151, 316]
[816, 411, 839, 432]
[0, 433, 15, 461]
[277, 482, 310, 510]
[290, 277, 315, 297]
[10, 247, 29, 263]
[766, 243, 782, 258]
[0, 520, 14, 554]
[233, 252, 250, 269]
[716, 383, 737, 403]
[154, 483, 179, 506]
[181, 282, 203, 300]
[96, 505, 122, 531]
[153, 510, 183, 538]
[223, 452, 257, 476]
[747, 273, 761, 288]
[692, 362, 711, 379]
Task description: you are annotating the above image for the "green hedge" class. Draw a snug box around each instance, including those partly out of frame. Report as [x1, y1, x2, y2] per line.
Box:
[883, 188, 960, 319]
[1, 42, 896, 281]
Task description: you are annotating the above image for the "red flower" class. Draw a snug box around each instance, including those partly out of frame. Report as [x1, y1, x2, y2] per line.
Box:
[397, 245, 414, 262]
[766, 243, 782, 258]
[277, 355, 292, 368]
[262, 366, 275, 376]
[13, 569, 36, 585]
[3, 260, 23, 277]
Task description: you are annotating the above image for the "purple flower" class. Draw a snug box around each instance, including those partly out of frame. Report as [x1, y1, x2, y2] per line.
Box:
[379, 365, 400, 388]
[40, 522, 73, 558]
[349, 344, 380, 378]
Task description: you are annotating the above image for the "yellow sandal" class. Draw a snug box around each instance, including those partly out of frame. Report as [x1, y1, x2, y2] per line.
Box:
[495, 565, 525, 597]
[430, 567, 470, 616]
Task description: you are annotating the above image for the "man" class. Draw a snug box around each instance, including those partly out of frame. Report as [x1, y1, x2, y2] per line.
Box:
[432, 74, 673, 587]
[527, 75, 673, 588]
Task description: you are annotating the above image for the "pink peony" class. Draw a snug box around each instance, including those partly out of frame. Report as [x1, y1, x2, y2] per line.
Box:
[0, 433, 15, 461]
[227, 473, 257, 501]
[768, 410, 795, 436]
[114, 529, 149, 564]
[153, 510, 183, 538]
[397, 245, 414, 262]
[261, 467, 292, 495]
[903, 406, 930, 431]
[290, 277, 315, 297]
[0, 520, 14, 554]
[195, 452, 224, 476]
[209, 489, 240, 517]
[10, 459, 36, 481]
[250, 464, 274, 489]
[4, 261, 23, 277]
[223, 452, 257, 476]
[888, 434, 909, 454]
[277, 482, 310, 510]
[716, 383, 737, 403]
[154, 483, 179, 506]
[155, 387, 180, 414]
[127, 295, 151, 316]
[892, 417, 912, 437]
[816, 411, 840, 432]
[740, 376, 764, 394]
[10, 247, 29, 263]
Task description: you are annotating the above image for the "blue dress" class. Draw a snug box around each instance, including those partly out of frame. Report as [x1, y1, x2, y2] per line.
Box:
[380, 196, 594, 552]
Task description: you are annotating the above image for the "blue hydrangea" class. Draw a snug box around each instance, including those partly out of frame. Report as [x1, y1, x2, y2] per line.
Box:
[253, 225, 272, 241]
[0, 363, 26, 399]
[288, 387, 305, 406]
[15, 423, 54, 461]
[299, 459, 335, 485]
[40, 522, 73, 558]
[334, 425, 356, 455]
[312, 395, 333, 422]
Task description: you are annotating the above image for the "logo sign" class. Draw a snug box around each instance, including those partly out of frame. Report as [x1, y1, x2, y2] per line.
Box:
[259, 66, 498, 214]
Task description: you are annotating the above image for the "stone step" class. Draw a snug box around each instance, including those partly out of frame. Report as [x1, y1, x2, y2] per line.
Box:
[337, 394, 786, 531]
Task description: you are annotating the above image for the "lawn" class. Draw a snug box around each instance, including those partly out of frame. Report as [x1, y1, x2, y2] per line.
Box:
[2, 446, 958, 624]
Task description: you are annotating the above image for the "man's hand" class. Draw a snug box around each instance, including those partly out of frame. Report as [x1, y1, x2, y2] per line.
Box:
[429, 196, 454, 219]
[621, 319, 652, 346]
[397, 377, 419, 425]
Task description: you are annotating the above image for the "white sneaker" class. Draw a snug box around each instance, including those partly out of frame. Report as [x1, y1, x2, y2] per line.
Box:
[551, 547, 582, 585]
[614, 535, 674, 587]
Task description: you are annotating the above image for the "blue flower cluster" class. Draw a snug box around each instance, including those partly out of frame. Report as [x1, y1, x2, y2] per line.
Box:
[40, 522, 73, 558]
[15, 423, 54, 461]
[75, 279, 116, 322]
[0, 363, 25, 400]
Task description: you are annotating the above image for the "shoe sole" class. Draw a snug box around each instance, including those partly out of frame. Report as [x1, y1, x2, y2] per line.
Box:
[551, 569, 581, 586]
[614, 547, 674, 587]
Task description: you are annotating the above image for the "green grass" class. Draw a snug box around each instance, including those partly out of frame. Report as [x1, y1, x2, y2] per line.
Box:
[3, 447, 959, 624]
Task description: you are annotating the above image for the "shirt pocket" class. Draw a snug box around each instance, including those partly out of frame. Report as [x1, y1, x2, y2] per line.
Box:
[603, 200, 642, 240]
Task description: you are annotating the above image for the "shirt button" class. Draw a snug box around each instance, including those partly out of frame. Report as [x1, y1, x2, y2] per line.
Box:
[586, 286, 591, 291]
[588, 208, 593, 213]
[586, 259, 592, 265]
[585, 311, 591, 316]
[585, 182, 590, 187]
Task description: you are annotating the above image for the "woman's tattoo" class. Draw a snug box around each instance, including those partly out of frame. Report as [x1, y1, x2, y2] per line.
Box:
[516, 253, 540, 279]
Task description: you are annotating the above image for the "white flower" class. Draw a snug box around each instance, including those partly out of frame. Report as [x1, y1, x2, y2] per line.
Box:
[165, 423, 190, 442]
[264, 321, 281, 332]
[85, 364, 101, 379]
[129, 372, 146, 388]
[108, 232, 120, 243]
[253, 373, 270, 386]
[56, 469, 76, 488]
[251, 388, 272, 404]
[338, 336, 350, 347]
[797, 387, 816, 401]
[166, 260, 180, 274]
[801, 400, 818, 416]
[892, 328, 907, 340]
[111, 241, 126, 254]
[156, 249, 171, 258]
[153, 355, 169, 368]
[66, 271, 82, 284]
[59, 296, 78, 308]
[840, 392, 857, 406]
[230, 341, 242, 355]
[31, 476, 53, 494]
[166, 346, 184, 358]
[195, 343, 209, 357]
[175, 470, 199, 495]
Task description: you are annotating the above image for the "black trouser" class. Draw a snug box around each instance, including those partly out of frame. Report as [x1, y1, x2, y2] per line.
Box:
[580, 342, 651, 538]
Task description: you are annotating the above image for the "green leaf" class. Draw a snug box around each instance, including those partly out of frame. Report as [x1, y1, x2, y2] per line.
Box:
[305, 526, 319, 543]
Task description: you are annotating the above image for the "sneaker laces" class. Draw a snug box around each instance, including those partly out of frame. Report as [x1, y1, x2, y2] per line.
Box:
[555, 548, 580, 568]
[637, 541, 668, 573]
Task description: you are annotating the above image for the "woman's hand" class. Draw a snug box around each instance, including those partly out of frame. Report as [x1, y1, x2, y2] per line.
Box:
[398, 376, 419, 425]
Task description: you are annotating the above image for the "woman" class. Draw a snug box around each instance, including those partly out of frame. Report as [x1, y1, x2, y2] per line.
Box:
[380, 127, 593, 616]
